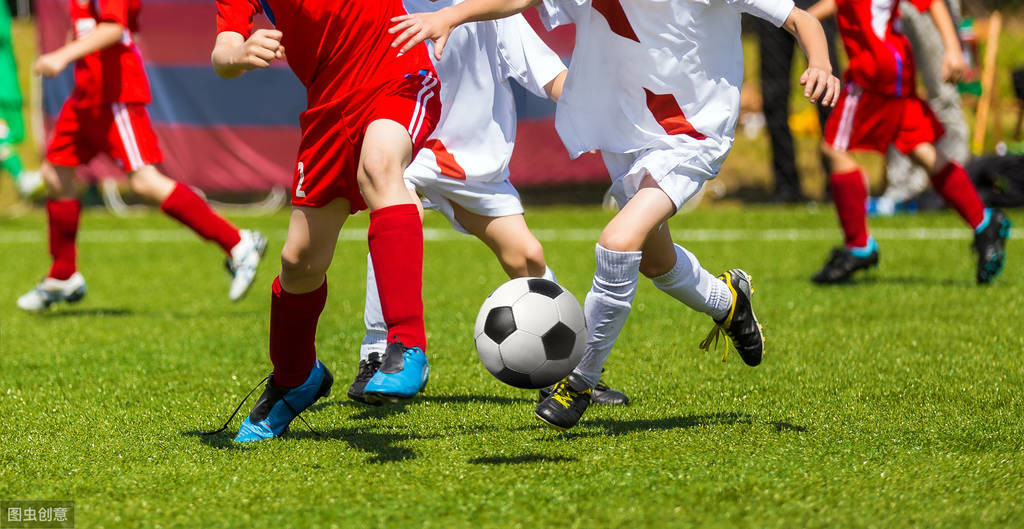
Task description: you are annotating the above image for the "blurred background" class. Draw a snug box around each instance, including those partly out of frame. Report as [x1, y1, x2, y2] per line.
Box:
[2, 0, 1023, 213]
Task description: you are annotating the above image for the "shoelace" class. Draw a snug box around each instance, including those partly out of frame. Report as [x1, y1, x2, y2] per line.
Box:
[354, 358, 381, 383]
[201, 375, 321, 438]
[699, 323, 733, 363]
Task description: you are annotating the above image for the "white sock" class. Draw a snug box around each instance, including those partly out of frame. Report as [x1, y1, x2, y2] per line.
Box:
[650, 244, 732, 321]
[542, 266, 557, 283]
[572, 244, 642, 388]
[361, 253, 387, 361]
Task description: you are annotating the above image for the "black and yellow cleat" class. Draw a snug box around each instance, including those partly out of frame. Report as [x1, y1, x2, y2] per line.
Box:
[535, 374, 592, 431]
[700, 269, 763, 367]
[973, 209, 1011, 285]
[538, 369, 629, 406]
[811, 246, 879, 284]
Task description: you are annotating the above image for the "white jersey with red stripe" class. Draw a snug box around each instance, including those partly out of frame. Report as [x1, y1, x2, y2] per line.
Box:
[538, 0, 794, 181]
[403, 0, 566, 184]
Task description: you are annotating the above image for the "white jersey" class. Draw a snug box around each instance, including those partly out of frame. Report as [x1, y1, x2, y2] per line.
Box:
[538, 0, 794, 181]
[403, 0, 567, 184]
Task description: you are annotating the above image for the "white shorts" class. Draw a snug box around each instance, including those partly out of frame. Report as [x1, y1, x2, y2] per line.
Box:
[404, 170, 525, 234]
[601, 148, 707, 211]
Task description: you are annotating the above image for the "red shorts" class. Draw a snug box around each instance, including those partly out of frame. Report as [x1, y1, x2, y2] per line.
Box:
[46, 101, 163, 172]
[824, 84, 944, 155]
[292, 73, 441, 212]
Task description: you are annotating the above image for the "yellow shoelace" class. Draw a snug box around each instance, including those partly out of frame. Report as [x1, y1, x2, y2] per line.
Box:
[699, 323, 732, 362]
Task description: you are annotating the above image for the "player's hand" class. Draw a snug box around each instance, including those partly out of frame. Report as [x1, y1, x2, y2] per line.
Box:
[34, 52, 69, 78]
[234, 29, 285, 71]
[941, 50, 967, 83]
[800, 65, 841, 107]
[389, 11, 455, 59]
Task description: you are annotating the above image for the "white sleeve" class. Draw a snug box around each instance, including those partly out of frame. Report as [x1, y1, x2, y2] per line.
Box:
[536, 0, 586, 30]
[496, 15, 567, 98]
[725, 0, 795, 27]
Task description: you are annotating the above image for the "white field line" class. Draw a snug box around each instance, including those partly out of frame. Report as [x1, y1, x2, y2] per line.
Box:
[0, 227, 972, 244]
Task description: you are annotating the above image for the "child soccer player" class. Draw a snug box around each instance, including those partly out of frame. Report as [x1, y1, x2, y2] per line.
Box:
[212, 0, 442, 441]
[389, 0, 839, 430]
[18, 0, 267, 312]
[0, 1, 42, 198]
[807, 0, 1011, 284]
[351, 0, 629, 407]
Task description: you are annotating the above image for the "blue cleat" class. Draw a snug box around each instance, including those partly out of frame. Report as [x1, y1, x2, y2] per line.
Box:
[362, 342, 429, 405]
[234, 359, 333, 443]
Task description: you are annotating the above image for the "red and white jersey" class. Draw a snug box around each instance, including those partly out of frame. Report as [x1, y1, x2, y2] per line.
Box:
[835, 0, 934, 97]
[216, 0, 436, 108]
[403, 0, 565, 183]
[68, 0, 151, 107]
[538, 0, 793, 180]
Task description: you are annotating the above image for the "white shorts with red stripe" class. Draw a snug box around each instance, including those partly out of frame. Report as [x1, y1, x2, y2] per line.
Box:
[600, 147, 708, 212]
[46, 100, 163, 172]
[403, 164, 524, 234]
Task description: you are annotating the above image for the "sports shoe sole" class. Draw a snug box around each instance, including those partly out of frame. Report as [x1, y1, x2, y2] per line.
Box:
[534, 412, 569, 432]
[978, 219, 1012, 284]
[362, 375, 429, 406]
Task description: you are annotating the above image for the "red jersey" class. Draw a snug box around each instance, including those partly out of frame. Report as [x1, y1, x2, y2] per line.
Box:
[835, 0, 934, 96]
[215, 0, 436, 108]
[69, 0, 151, 107]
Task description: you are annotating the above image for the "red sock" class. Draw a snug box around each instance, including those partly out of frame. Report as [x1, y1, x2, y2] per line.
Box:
[830, 168, 870, 248]
[160, 183, 242, 254]
[46, 199, 81, 280]
[269, 276, 327, 387]
[929, 162, 986, 229]
[368, 204, 426, 352]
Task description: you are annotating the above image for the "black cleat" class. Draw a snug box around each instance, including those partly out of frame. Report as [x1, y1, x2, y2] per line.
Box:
[539, 369, 629, 405]
[347, 352, 383, 404]
[700, 269, 763, 367]
[535, 374, 592, 431]
[811, 246, 879, 284]
[973, 209, 1011, 284]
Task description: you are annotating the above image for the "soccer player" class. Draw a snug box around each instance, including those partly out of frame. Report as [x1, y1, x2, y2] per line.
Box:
[807, 0, 1011, 284]
[350, 1, 629, 407]
[212, 0, 442, 441]
[17, 0, 267, 312]
[0, 1, 42, 198]
[389, 0, 840, 430]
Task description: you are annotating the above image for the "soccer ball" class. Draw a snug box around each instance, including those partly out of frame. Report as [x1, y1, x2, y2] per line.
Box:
[473, 278, 587, 389]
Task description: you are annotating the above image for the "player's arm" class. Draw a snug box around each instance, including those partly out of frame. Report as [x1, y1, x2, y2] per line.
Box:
[389, 0, 541, 59]
[805, 0, 837, 20]
[924, 0, 966, 82]
[545, 70, 567, 102]
[33, 22, 124, 77]
[211, 30, 285, 79]
[782, 7, 841, 106]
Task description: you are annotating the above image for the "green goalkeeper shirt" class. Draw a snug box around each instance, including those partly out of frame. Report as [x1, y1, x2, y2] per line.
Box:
[0, 1, 23, 107]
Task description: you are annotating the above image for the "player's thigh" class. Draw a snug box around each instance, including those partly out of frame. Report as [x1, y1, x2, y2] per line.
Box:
[356, 119, 414, 209]
[600, 175, 676, 252]
[127, 164, 176, 203]
[820, 143, 859, 173]
[281, 198, 351, 282]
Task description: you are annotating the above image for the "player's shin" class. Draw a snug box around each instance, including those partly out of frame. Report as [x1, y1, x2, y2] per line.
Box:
[650, 244, 731, 321]
[367, 203, 426, 351]
[269, 276, 326, 387]
[929, 162, 986, 229]
[361, 252, 388, 360]
[160, 183, 242, 254]
[46, 199, 81, 280]
[572, 244, 642, 388]
[830, 168, 870, 248]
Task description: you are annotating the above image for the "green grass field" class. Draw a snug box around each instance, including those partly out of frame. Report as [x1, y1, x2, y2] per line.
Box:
[1, 205, 1021, 528]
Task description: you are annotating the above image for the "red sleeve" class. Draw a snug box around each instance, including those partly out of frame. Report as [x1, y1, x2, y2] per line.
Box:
[97, 0, 129, 26]
[904, 0, 934, 13]
[217, 0, 261, 38]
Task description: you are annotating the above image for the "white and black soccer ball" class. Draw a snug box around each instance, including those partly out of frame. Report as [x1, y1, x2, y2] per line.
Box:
[473, 278, 586, 389]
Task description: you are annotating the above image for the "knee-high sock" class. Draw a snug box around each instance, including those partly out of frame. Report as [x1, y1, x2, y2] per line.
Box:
[46, 199, 81, 280]
[929, 162, 986, 229]
[572, 244, 642, 389]
[269, 276, 327, 387]
[361, 253, 388, 361]
[651, 244, 732, 321]
[367, 204, 426, 352]
[541, 266, 557, 282]
[159, 183, 241, 254]
[830, 168, 870, 248]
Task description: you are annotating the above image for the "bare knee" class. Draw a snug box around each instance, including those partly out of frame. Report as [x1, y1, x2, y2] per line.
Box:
[128, 166, 175, 202]
[42, 164, 76, 198]
[821, 143, 857, 174]
[279, 245, 329, 290]
[357, 149, 402, 194]
[500, 238, 546, 278]
[598, 228, 644, 253]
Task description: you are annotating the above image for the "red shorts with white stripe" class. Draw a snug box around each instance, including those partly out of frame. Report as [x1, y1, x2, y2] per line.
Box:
[46, 101, 163, 172]
[824, 83, 944, 155]
[292, 73, 441, 212]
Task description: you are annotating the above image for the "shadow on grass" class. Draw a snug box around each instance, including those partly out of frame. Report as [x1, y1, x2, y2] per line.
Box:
[307, 393, 532, 421]
[469, 453, 577, 465]
[805, 275, 966, 287]
[544, 412, 807, 439]
[180, 426, 432, 463]
[40, 307, 133, 318]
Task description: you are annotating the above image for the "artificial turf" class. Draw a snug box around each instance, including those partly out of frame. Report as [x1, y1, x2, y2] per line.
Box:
[1, 205, 1021, 528]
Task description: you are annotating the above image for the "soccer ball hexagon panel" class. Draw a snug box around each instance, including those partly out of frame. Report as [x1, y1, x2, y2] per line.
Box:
[473, 278, 586, 389]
